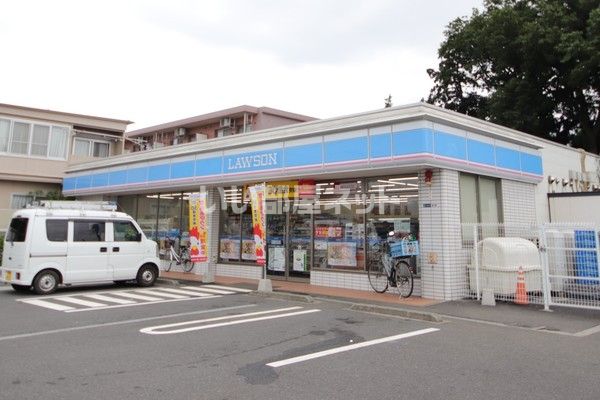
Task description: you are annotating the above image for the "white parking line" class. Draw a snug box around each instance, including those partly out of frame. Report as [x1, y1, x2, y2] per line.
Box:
[140, 306, 320, 335]
[267, 328, 440, 368]
[82, 294, 136, 305]
[65, 296, 222, 313]
[135, 289, 188, 299]
[15, 285, 245, 313]
[20, 299, 75, 311]
[55, 297, 107, 308]
[180, 286, 234, 295]
[109, 292, 165, 301]
[153, 287, 213, 297]
[203, 284, 252, 293]
[0, 304, 256, 342]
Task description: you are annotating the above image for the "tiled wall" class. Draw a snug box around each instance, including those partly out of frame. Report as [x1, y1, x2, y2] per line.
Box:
[418, 169, 466, 300]
[311, 270, 422, 297]
[217, 263, 264, 280]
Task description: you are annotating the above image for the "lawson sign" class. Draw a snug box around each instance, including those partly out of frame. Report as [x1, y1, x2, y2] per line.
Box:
[225, 149, 283, 173]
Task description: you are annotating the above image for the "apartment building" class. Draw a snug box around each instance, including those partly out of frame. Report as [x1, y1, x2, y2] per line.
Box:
[0, 103, 131, 229]
[124, 105, 316, 153]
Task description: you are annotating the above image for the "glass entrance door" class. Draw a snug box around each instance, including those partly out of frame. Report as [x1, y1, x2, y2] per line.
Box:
[266, 202, 286, 277]
[265, 202, 311, 280]
[288, 210, 312, 279]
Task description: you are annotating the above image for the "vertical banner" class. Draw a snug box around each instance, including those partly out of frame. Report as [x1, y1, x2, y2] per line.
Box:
[249, 183, 267, 265]
[188, 192, 208, 262]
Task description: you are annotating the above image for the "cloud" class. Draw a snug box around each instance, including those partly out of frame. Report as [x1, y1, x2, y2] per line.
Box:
[140, 0, 481, 65]
[0, 0, 482, 129]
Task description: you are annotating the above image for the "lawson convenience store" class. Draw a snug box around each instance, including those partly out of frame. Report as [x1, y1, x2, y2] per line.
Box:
[63, 103, 545, 300]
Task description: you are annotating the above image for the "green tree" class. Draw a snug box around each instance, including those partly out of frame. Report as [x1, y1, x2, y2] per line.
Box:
[427, 0, 600, 153]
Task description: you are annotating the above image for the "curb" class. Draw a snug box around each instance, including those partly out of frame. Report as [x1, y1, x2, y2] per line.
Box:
[156, 278, 181, 287]
[249, 291, 315, 303]
[154, 277, 441, 323]
[349, 303, 443, 323]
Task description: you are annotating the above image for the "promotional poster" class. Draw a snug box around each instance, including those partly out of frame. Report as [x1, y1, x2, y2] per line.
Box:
[249, 184, 266, 265]
[188, 192, 208, 262]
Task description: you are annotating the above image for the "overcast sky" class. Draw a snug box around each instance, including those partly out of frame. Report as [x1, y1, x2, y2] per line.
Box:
[1, 0, 482, 130]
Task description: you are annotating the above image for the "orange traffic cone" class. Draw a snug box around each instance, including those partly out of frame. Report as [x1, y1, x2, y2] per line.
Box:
[515, 266, 528, 305]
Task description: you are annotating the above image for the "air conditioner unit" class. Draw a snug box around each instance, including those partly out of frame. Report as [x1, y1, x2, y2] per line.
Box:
[220, 117, 234, 128]
[217, 127, 233, 138]
[176, 127, 186, 137]
[195, 133, 207, 141]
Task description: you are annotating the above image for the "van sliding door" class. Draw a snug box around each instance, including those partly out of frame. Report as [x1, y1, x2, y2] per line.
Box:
[66, 220, 110, 283]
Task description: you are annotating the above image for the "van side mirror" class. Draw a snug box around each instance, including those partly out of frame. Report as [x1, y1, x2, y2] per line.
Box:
[135, 232, 142, 242]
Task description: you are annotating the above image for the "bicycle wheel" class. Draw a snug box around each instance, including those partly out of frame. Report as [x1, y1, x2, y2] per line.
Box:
[394, 260, 413, 298]
[181, 249, 194, 272]
[182, 259, 194, 272]
[368, 260, 388, 293]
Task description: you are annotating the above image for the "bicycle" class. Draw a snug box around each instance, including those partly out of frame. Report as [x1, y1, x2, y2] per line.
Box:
[367, 234, 414, 298]
[161, 237, 194, 272]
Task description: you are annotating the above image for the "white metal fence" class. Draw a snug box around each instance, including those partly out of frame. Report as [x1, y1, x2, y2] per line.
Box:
[461, 223, 600, 311]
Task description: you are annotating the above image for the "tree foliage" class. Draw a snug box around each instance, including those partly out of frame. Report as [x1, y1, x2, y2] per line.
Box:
[427, 0, 600, 153]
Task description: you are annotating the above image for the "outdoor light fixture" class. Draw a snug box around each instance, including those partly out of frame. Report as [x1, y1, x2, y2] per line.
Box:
[424, 169, 433, 185]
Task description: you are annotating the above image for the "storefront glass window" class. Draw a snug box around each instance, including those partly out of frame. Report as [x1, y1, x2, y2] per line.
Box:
[314, 180, 365, 270]
[459, 173, 502, 240]
[217, 176, 419, 276]
[241, 211, 256, 261]
[117, 195, 138, 218]
[157, 193, 183, 253]
[219, 202, 242, 261]
[365, 176, 420, 275]
[137, 195, 159, 240]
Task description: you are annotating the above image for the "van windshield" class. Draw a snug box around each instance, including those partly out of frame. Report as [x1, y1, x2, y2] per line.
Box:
[7, 217, 28, 242]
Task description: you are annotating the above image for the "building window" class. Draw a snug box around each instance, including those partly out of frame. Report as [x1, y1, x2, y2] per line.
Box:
[93, 142, 109, 157]
[73, 138, 110, 158]
[49, 127, 69, 158]
[0, 119, 10, 152]
[10, 194, 34, 209]
[459, 173, 502, 240]
[0, 116, 69, 159]
[10, 122, 31, 154]
[31, 125, 50, 156]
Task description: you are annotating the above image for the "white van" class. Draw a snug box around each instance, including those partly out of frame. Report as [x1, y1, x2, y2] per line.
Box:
[0, 201, 161, 294]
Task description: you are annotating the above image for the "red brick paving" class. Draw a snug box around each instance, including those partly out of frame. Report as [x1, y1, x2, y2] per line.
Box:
[160, 271, 440, 307]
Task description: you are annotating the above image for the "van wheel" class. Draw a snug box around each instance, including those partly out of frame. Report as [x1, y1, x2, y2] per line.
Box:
[136, 264, 157, 287]
[33, 270, 59, 295]
[11, 284, 31, 293]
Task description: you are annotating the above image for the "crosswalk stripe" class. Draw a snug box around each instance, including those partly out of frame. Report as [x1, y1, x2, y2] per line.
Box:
[155, 288, 212, 297]
[203, 284, 253, 293]
[56, 297, 107, 308]
[21, 299, 75, 311]
[180, 286, 234, 295]
[109, 292, 165, 301]
[136, 289, 188, 299]
[83, 294, 136, 305]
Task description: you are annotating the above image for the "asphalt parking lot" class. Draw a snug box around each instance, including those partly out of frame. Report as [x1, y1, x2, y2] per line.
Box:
[1, 282, 599, 400]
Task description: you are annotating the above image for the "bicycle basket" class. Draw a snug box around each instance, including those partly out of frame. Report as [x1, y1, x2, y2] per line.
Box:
[390, 240, 419, 257]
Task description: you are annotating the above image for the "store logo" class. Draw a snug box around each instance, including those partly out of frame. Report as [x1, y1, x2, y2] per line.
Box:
[227, 152, 279, 171]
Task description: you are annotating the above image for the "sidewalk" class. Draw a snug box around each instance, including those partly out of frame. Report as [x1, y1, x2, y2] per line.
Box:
[159, 271, 600, 336]
[159, 271, 440, 307]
